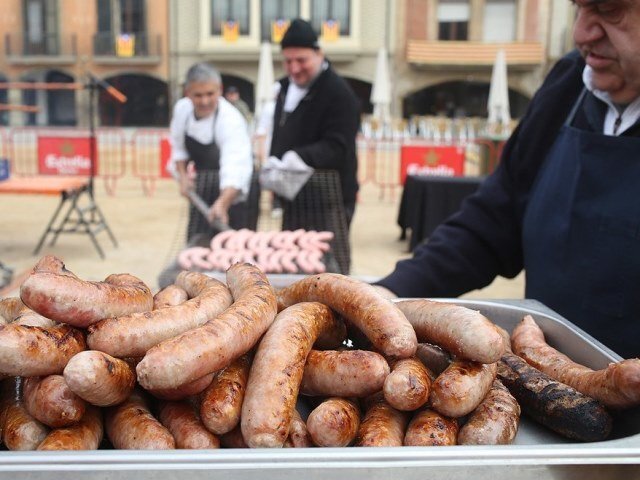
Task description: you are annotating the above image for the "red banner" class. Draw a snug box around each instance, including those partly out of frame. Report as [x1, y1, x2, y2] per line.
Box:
[400, 144, 465, 184]
[160, 137, 172, 178]
[38, 137, 95, 175]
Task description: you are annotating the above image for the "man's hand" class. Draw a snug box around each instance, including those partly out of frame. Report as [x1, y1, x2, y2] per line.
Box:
[176, 161, 195, 197]
[207, 187, 240, 227]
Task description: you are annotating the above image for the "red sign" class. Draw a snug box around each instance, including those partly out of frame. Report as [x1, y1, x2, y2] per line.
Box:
[38, 137, 95, 175]
[400, 144, 465, 184]
[160, 137, 172, 178]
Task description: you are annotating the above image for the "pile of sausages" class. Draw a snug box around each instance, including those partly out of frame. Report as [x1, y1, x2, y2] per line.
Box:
[0, 254, 639, 451]
[177, 229, 334, 274]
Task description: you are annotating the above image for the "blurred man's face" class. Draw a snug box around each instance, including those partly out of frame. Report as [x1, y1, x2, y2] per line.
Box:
[186, 80, 221, 118]
[282, 47, 324, 87]
[573, 0, 640, 103]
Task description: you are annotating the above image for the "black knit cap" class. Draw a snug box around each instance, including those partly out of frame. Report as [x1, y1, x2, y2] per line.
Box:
[280, 18, 319, 50]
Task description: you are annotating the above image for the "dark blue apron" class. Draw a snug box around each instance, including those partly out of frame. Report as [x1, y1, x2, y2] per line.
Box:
[522, 90, 640, 359]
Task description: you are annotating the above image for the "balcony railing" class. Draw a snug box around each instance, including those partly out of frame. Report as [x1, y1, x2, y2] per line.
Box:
[406, 41, 545, 67]
[93, 32, 162, 58]
[5, 33, 77, 58]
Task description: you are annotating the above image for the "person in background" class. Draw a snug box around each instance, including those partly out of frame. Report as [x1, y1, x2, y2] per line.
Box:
[224, 85, 252, 124]
[169, 63, 253, 239]
[375, 0, 640, 359]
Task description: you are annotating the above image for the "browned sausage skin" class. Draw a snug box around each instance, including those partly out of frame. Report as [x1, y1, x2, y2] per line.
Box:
[241, 302, 339, 448]
[152, 284, 188, 309]
[23, 375, 86, 427]
[20, 255, 153, 327]
[157, 400, 220, 449]
[277, 274, 417, 359]
[306, 398, 361, 447]
[404, 408, 458, 446]
[37, 405, 103, 450]
[512, 315, 640, 409]
[137, 263, 277, 391]
[383, 357, 432, 411]
[355, 393, 409, 447]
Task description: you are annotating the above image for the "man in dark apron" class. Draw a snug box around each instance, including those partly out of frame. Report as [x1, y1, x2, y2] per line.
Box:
[375, 0, 640, 359]
[169, 63, 254, 242]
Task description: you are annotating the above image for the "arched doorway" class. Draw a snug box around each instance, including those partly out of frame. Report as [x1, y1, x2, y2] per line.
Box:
[221, 74, 254, 112]
[99, 74, 169, 126]
[344, 77, 373, 116]
[403, 80, 530, 119]
[20, 69, 77, 126]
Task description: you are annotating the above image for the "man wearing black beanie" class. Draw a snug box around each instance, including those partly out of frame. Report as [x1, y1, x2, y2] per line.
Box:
[265, 18, 360, 274]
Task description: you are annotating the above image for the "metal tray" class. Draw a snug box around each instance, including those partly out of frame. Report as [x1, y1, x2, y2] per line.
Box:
[1, 299, 639, 480]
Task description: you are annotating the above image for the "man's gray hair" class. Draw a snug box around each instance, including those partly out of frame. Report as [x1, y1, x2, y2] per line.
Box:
[185, 63, 221, 86]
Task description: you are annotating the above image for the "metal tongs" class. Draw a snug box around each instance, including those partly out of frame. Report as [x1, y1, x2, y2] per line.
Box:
[172, 171, 231, 233]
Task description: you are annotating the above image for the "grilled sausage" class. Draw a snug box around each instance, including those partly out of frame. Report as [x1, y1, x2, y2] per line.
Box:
[20, 255, 153, 327]
[137, 263, 277, 391]
[306, 398, 361, 447]
[23, 375, 86, 427]
[430, 360, 497, 418]
[512, 315, 640, 409]
[199, 354, 251, 435]
[241, 302, 339, 448]
[355, 393, 409, 447]
[219, 424, 248, 448]
[63, 350, 136, 407]
[153, 285, 188, 309]
[285, 409, 313, 448]
[37, 405, 103, 450]
[148, 373, 215, 401]
[395, 299, 505, 364]
[404, 408, 458, 446]
[457, 379, 520, 445]
[383, 357, 432, 411]
[498, 352, 612, 442]
[87, 271, 233, 358]
[0, 297, 55, 327]
[1, 378, 49, 450]
[415, 343, 451, 377]
[300, 350, 390, 398]
[277, 274, 417, 359]
[157, 400, 220, 449]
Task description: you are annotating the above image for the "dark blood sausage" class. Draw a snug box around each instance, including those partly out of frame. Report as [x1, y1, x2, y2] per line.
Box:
[415, 343, 451, 377]
[0, 324, 86, 377]
[88, 271, 233, 358]
[395, 299, 505, 364]
[153, 284, 188, 309]
[498, 352, 612, 442]
[23, 375, 86, 428]
[403, 408, 458, 446]
[157, 400, 220, 449]
[63, 350, 136, 407]
[512, 315, 640, 409]
[430, 360, 497, 418]
[137, 263, 277, 390]
[277, 273, 417, 359]
[383, 357, 432, 411]
[200, 354, 252, 435]
[148, 373, 215, 401]
[37, 405, 103, 450]
[1, 378, 49, 450]
[306, 398, 361, 447]
[105, 390, 175, 449]
[20, 255, 153, 327]
[300, 350, 390, 398]
[457, 379, 521, 445]
[241, 302, 340, 448]
[355, 393, 409, 447]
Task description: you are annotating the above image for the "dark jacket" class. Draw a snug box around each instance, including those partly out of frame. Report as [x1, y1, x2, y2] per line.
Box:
[270, 64, 360, 206]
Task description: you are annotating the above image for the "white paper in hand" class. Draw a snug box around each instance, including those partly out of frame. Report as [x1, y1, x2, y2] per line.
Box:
[259, 151, 314, 201]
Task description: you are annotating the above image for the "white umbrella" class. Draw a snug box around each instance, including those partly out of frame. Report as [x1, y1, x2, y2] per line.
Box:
[255, 41, 275, 120]
[370, 48, 392, 123]
[487, 49, 511, 127]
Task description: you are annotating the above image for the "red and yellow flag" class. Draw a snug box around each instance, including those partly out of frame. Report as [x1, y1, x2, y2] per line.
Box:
[116, 33, 135, 57]
[271, 19, 290, 43]
[321, 20, 340, 42]
[222, 20, 239, 42]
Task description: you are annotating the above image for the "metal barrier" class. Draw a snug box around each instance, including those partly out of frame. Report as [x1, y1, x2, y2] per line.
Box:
[130, 129, 170, 196]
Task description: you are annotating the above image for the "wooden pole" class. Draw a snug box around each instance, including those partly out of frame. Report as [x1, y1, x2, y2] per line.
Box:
[0, 82, 84, 91]
[0, 104, 40, 112]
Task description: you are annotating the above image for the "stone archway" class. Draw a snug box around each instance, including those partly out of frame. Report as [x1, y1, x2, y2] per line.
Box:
[100, 74, 169, 127]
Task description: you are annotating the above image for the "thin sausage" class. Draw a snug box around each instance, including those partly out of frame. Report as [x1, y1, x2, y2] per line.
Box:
[277, 274, 418, 359]
[457, 379, 520, 445]
[355, 393, 409, 447]
[157, 400, 220, 449]
[383, 357, 432, 411]
[63, 350, 136, 407]
[403, 408, 458, 446]
[153, 285, 188, 310]
[87, 271, 233, 358]
[306, 398, 360, 447]
[430, 360, 498, 418]
[285, 409, 313, 448]
[0, 324, 86, 377]
[137, 263, 277, 390]
[241, 302, 340, 448]
[105, 390, 175, 449]
[512, 315, 640, 409]
[37, 405, 103, 450]
[301, 350, 390, 398]
[200, 354, 252, 435]
[395, 299, 505, 364]
[23, 375, 86, 427]
[20, 255, 153, 327]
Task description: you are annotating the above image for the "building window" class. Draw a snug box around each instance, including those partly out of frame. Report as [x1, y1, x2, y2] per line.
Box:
[261, 0, 299, 42]
[95, 0, 147, 55]
[483, 0, 516, 42]
[210, 0, 250, 36]
[437, 0, 469, 41]
[23, 0, 59, 55]
[310, 0, 350, 36]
